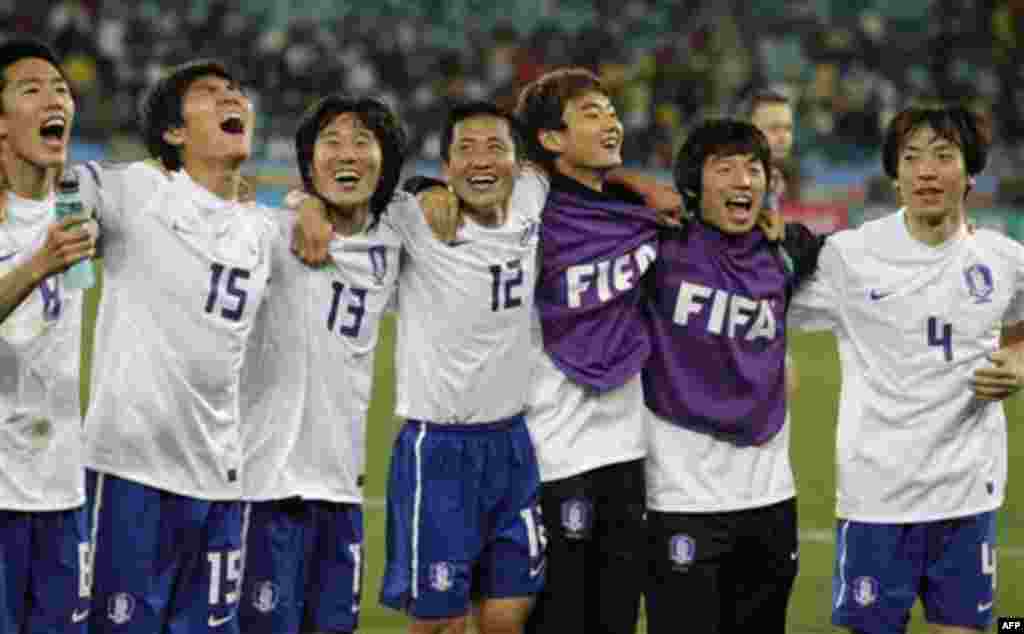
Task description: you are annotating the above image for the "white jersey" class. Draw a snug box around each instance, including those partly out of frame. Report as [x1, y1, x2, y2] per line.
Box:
[391, 185, 540, 424]
[242, 209, 400, 503]
[77, 162, 274, 500]
[789, 209, 1024, 523]
[518, 172, 647, 482]
[0, 193, 85, 510]
[645, 409, 795, 513]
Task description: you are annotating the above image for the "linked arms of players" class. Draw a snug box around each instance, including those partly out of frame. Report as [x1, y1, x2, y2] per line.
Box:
[970, 322, 1024, 402]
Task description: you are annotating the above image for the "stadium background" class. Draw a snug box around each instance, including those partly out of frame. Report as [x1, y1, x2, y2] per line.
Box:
[6, 0, 1022, 630]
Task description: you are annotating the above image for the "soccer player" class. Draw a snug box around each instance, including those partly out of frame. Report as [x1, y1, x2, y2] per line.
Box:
[239, 94, 406, 634]
[643, 119, 817, 634]
[377, 101, 545, 634]
[513, 67, 659, 634]
[789, 106, 1024, 634]
[737, 88, 794, 207]
[75, 60, 276, 634]
[0, 37, 96, 634]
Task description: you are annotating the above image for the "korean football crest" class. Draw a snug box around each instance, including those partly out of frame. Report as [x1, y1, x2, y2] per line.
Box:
[669, 534, 696, 570]
[107, 592, 136, 625]
[852, 576, 878, 607]
[252, 581, 280, 613]
[561, 498, 591, 540]
[964, 264, 993, 304]
[429, 562, 454, 592]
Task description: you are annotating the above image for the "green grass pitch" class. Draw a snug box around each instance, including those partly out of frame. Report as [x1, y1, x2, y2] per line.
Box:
[79, 264, 1022, 632]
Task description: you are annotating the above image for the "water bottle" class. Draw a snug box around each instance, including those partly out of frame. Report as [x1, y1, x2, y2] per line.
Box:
[54, 171, 96, 290]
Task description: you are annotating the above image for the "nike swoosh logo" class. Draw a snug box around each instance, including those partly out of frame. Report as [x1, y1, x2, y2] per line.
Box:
[447, 240, 472, 247]
[72, 608, 90, 623]
[0, 251, 18, 262]
[869, 289, 890, 300]
[977, 601, 993, 612]
[208, 614, 234, 628]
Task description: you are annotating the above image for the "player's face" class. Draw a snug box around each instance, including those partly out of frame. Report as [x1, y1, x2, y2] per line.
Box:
[444, 114, 518, 216]
[0, 57, 74, 170]
[750, 102, 794, 162]
[311, 112, 382, 211]
[896, 125, 969, 221]
[700, 152, 767, 235]
[558, 91, 623, 171]
[169, 74, 253, 167]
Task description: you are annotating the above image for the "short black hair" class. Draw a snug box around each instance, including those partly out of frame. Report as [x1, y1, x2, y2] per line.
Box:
[0, 38, 65, 113]
[440, 100, 523, 164]
[294, 94, 408, 229]
[881, 105, 990, 180]
[140, 59, 237, 171]
[733, 87, 791, 121]
[673, 119, 773, 213]
[514, 67, 605, 169]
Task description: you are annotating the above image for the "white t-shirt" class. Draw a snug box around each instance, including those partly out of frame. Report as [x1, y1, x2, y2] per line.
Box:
[789, 209, 1024, 522]
[645, 410, 795, 513]
[0, 192, 86, 510]
[391, 186, 541, 424]
[242, 209, 401, 503]
[77, 162, 274, 500]
[519, 172, 647, 482]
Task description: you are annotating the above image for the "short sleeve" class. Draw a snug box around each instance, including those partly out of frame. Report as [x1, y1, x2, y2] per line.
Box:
[1005, 246, 1024, 327]
[788, 239, 842, 332]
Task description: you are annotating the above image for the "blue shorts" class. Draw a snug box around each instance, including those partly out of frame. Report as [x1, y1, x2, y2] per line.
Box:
[831, 511, 998, 634]
[239, 498, 363, 634]
[0, 505, 90, 634]
[86, 470, 247, 634]
[380, 415, 545, 619]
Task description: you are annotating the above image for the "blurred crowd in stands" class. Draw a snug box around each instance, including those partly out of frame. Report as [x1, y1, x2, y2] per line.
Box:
[4, 0, 1024, 202]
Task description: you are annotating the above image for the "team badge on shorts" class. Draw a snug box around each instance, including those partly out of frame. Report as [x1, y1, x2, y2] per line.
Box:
[852, 576, 879, 607]
[669, 534, 696, 570]
[429, 562, 454, 592]
[561, 498, 591, 540]
[964, 264, 994, 304]
[252, 581, 280, 613]
[107, 592, 136, 625]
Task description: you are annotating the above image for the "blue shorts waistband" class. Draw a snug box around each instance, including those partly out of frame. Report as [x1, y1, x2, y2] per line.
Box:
[406, 412, 526, 433]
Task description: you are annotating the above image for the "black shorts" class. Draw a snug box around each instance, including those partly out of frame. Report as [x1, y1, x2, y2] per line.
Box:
[525, 458, 646, 634]
[646, 497, 799, 634]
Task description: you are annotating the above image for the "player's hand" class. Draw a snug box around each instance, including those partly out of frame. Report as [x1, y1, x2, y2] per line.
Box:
[643, 185, 684, 228]
[27, 216, 97, 280]
[759, 207, 785, 242]
[970, 348, 1023, 402]
[419, 186, 462, 243]
[290, 192, 332, 266]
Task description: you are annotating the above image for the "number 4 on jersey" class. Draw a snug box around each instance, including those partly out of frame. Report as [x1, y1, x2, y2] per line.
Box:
[927, 316, 953, 362]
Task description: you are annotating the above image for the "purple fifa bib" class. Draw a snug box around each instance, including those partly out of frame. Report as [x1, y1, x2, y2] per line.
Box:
[643, 221, 789, 445]
[536, 174, 660, 392]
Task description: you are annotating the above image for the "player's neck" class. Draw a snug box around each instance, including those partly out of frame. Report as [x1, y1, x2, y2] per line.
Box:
[329, 204, 369, 236]
[463, 200, 507, 228]
[1, 155, 55, 201]
[555, 158, 605, 193]
[904, 207, 965, 247]
[182, 158, 243, 202]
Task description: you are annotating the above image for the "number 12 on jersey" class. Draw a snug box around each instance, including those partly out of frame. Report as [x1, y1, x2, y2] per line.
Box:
[927, 316, 953, 362]
[489, 259, 523, 312]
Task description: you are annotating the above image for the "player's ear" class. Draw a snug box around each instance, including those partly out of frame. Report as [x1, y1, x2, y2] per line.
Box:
[538, 129, 563, 154]
[162, 126, 185, 148]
